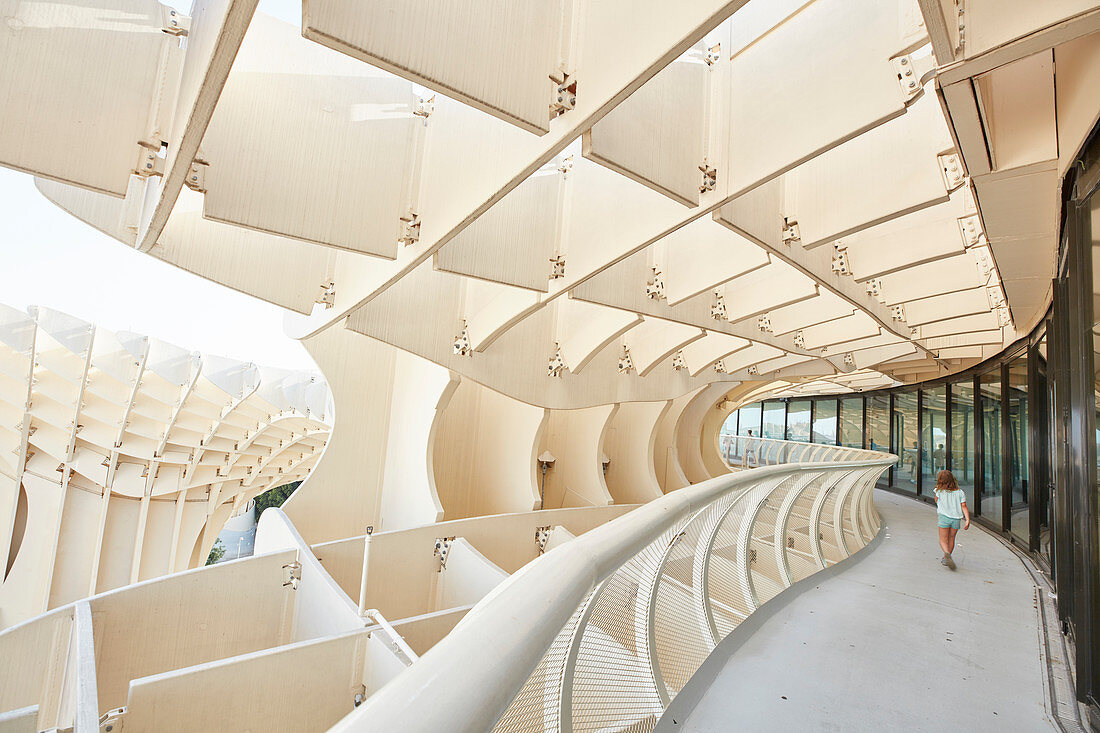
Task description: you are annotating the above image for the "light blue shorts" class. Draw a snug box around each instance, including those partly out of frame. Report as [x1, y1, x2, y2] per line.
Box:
[937, 514, 962, 529]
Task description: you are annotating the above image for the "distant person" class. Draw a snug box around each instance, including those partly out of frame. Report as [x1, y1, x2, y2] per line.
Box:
[742, 429, 758, 468]
[934, 469, 969, 569]
[933, 443, 946, 471]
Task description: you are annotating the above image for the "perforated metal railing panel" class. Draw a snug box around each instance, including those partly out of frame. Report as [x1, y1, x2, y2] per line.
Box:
[454, 442, 890, 733]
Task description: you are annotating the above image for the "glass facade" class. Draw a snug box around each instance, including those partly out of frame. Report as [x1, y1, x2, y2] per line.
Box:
[1007, 356, 1029, 543]
[786, 400, 811, 441]
[722, 127, 1100, 714]
[892, 391, 918, 494]
[762, 401, 785, 439]
[812, 399, 837, 444]
[922, 386, 947, 490]
[840, 397, 863, 448]
[980, 370, 1002, 526]
[738, 403, 762, 437]
[951, 382, 977, 509]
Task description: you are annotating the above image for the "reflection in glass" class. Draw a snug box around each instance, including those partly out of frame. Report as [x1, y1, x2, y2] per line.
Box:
[922, 386, 947, 493]
[813, 400, 838, 444]
[840, 397, 863, 448]
[762, 401, 785, 439]
[870, 394, 890, 485]
[981, 371, 1003, 526]
[738, 402, 762, 437]
[892, 392, 918, 494]
[787, 400, 811, 442]
[951, 382, 977, 509]
[1007, 356, 1029, 543]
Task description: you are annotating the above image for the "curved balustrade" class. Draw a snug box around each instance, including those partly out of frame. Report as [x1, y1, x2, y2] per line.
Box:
[718, 434, 879, 469]
[336, 440, 895, 732]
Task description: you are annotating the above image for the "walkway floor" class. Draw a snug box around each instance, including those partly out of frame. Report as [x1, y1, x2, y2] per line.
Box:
[661, 490, 1056, 732]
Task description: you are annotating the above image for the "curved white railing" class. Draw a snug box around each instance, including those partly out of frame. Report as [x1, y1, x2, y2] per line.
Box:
[334, 440, 895, 732]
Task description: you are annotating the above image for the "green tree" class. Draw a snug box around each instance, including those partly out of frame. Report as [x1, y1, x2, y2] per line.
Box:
[252, 481, 301, 516]
[205, 538, 226, 565]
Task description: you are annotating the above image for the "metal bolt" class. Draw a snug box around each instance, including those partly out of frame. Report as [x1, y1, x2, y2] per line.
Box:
[900, 57, 908, 65]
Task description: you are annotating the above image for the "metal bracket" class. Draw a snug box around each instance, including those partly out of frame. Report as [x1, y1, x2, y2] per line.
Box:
[645, 268, 666, 300]
[353, 684, 368, 708]
[547, 347, 566, 378]
[549, 255, 566, 280]
[891, 304, 906, 322]
[413, 95, 436, 119]
[453, 324, 471, 356]
[781, 218, 801, 245]
[699, 163, 717, 194]
[672, 351, 686, 371]
[831, 242, 851, 275]
[534, 525, 552, 554]
[865, 278, 883, 300]
[399, 213, 421, 245]
[705, 43, 721, 66]
[550, 74, 577, 118]
[100, 707, 126, 732]
[617, 347, 635, 375]
[713, 360, 726, 374]
[160, 6, 190, 36]
[843, 352, 856, 368]
[892, 53, 934, 103]
[433, 537, 455, 571]
[282, 561, 302, 589]
[938, 152, 966, 191]
[793, 330, 805, 349]
[746, 364, 759, 376]
[711, 292, 727, 320]
[757, 314, 773, 333]
[135, 145, 163, 177]
[315, 280, 336, 309]
[184, 161, 207, 193]
[958, 214, 982, 248]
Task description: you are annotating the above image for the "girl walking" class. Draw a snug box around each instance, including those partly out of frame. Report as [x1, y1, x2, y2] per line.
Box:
[934, 470, 969, 569]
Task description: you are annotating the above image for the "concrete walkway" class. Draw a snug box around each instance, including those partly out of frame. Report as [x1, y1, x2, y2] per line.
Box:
[660, 490, 1056, 732]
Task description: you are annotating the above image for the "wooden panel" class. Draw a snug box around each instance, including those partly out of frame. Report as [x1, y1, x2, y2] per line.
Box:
[660, 219, 770, 305]
[844, 195, 970, 281]
[726, 0, 917, 196]
[0, 608, 70, 728]
[303, 0, 564, 134]
[539, 405, 616, 509]
[680, 333, 750, 376]
[434, 539, 508, 610]
[965, 0, 1099, 59]
[622, 319, 706, 377]
[787, 95, 953, 249]
[201, 14, 419, 258]
[903, 288, 992, 326]
[34, 180, 335, 315]
[388, 607, 471, 656]
[377, 350, 453, 530]
[90, 550, 296, 712]
[0, 707, 37, 733]
[124, 631, 369, 733]
[435, 168, 562, 291]
[603, 401, 670, 504]
[877, 253, 982, 304]
[431, 379, 544, 519]
[585, 47, 709, 205]
[0, 0, 169, 195]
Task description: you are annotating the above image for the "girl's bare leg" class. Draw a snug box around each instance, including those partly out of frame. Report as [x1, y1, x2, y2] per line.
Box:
[938, 527, 951, 555]
[946, 527, 959, 554]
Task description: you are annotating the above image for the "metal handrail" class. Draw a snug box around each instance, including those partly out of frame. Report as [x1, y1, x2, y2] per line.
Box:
[334, 440, 895, 732]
